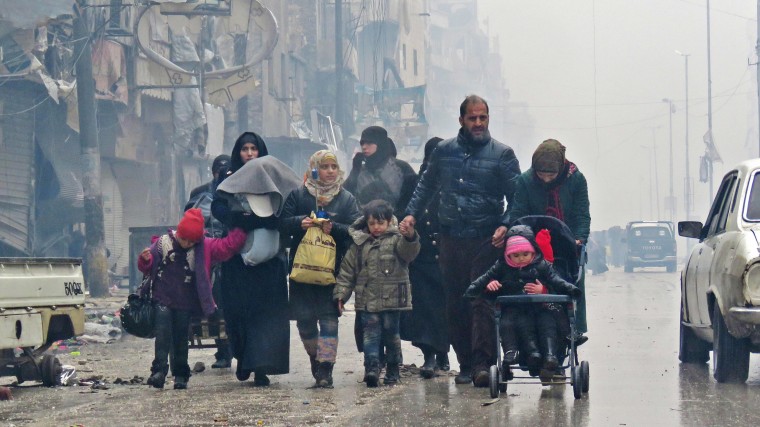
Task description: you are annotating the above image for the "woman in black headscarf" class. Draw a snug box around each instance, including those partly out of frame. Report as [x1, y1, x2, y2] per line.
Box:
[343, 126, 417, 217]
[211, 131, 289, 386]
[400, 137, 450, 378]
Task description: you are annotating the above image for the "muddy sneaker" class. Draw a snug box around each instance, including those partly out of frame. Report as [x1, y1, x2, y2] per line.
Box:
[173, 377, 188, 390]
[146, 372, 165, 389]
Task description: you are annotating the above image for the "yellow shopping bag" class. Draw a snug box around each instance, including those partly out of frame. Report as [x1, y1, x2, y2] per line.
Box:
[289, 218, 337, 285]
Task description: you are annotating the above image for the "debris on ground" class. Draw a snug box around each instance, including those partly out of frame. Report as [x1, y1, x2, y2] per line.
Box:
[60, 365, 78, 386]
[0, 387, 12, 401]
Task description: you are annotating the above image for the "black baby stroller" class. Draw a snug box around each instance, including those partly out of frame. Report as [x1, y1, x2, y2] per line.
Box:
[488, 215, 589, 399]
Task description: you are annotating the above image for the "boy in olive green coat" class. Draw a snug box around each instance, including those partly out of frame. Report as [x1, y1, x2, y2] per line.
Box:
[334, 199, 420, 387]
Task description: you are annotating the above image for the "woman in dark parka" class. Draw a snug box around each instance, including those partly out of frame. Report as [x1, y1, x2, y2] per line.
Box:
[509, 139, 591, 338]
[211, 132, 290, 386]
[280, 150, 360, 388]
[400, 137, 451, 378]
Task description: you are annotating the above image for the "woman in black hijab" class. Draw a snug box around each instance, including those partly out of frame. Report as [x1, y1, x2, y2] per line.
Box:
[212, 131, 289, 386]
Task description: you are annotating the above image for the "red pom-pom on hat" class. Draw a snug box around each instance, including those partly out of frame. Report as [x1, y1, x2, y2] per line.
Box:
[177, 208, 205, 242]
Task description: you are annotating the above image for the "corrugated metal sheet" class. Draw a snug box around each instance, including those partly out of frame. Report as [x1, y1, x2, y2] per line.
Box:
[0, 91, 35, 253]
[102, 165, 129, 275]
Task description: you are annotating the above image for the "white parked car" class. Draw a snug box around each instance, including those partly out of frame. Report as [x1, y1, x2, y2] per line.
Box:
[678, 159, 760, 383]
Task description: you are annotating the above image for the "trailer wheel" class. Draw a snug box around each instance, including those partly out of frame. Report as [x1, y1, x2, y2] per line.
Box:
[41, 355, 61, 387]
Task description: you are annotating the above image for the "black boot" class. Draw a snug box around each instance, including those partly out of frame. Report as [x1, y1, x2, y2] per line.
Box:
[454, 365, 472, 385]
[363, 358, 380, 388]
[253, 370, 270, 387]
[316, 362, 334, 388]
[420, 349, 436, 379]
[147, 360, 168, 389]
[309, 355, 319, 381]
[539, 336, 559, 385]
[384, 363, 400, 385]
[146, 370, 166, 389]
[435, 352, 450, 371]
[173, 376, 188, 390]
[523, 338, 542, 370]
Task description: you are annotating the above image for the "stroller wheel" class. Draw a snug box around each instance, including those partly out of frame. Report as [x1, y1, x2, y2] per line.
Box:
[489, 365, 500, 398]
[572, 366, 583, 399]
[580, 361, 590, 393]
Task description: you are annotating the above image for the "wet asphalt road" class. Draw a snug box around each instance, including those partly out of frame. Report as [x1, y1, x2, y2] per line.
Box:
[350, 267, 760, 427]
[3, 267, 760, 426]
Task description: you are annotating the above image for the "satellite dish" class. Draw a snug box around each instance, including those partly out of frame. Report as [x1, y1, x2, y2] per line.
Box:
[135, 0, 278, 80]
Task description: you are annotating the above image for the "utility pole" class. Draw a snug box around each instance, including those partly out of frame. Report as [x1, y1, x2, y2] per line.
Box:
[73, 0, 109, 297]
[651, 128, 661, 220]
[706, 0, 714, 200]
[677, 51, 691, 221]
[662, 99, 676, 223]
[335, 0, 343, 127]
[757, 0, 760, 156]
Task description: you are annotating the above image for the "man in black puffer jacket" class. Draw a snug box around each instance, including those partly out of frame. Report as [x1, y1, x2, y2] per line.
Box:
[403, 95, 521, 388]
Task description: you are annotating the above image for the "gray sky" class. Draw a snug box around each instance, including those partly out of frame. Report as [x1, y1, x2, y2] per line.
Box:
[478, 0, 757, 230]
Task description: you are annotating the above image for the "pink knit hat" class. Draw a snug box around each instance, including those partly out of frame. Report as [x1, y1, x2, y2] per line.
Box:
[505, 235, 535, 257]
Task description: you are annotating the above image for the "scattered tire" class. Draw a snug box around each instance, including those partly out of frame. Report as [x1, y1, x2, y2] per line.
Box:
[40, 355, 61, 387]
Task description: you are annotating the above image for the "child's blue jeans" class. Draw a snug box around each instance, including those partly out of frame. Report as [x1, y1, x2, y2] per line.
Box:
[360, 311, 401, 367]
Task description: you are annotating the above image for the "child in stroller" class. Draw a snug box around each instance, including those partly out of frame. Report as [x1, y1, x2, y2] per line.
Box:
[464, 222, 582, 382]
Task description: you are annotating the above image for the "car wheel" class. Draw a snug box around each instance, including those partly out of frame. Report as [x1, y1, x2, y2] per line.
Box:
[679, 301, 710, 363]
[666, 262, 677, 273]
[712, 303, 749, 383]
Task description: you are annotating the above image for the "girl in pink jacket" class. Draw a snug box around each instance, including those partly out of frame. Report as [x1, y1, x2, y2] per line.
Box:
[137, 208, 246, 390]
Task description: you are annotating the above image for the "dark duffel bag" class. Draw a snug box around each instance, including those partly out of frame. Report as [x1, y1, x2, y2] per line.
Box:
[121, 292, 155, 338]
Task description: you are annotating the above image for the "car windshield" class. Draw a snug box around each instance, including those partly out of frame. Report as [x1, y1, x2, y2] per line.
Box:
[747, 171, 760, 220]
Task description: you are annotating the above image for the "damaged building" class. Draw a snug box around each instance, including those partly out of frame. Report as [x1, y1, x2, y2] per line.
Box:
[0, 0, 517, 282]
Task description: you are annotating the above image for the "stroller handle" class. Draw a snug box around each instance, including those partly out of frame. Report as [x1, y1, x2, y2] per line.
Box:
[495, 294, 572, 306]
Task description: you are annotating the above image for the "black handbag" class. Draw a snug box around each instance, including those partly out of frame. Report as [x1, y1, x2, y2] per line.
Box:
[121, 253, 161, 338]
